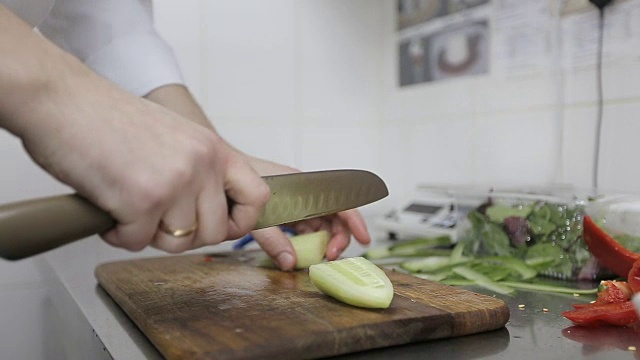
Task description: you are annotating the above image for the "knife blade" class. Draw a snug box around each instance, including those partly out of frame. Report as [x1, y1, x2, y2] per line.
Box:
[0, 169, 388, 260]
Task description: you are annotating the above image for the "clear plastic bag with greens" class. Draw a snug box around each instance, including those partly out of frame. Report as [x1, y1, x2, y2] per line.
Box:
[457, 191, 610, 281]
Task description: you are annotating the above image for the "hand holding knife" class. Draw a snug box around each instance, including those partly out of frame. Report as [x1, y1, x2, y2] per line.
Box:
[0, 169, 388, 260]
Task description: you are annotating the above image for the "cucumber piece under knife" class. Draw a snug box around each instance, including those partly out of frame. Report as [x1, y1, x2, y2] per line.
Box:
[259, 230, 330, 269]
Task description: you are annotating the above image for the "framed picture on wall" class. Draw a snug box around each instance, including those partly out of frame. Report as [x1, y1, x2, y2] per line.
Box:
[399, 20, 489, 86]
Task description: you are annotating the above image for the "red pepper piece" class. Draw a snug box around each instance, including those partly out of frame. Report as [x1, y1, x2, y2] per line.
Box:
[570, 281, 631, 310]
[562, 301, 639, 327]
[596, 280, 633, 304]
[629, 259, 640, 293]
[572, 303, 590, 309]
[583, 215, 640, 278]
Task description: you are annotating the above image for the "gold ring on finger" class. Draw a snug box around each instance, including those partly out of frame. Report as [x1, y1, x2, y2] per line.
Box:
[159, 221, 198, 238]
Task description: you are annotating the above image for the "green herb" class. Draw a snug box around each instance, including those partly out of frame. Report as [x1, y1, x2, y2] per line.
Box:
[361, 225, 599, 295]
[457, 199, 593, 280]
[486, 204, 533, 223]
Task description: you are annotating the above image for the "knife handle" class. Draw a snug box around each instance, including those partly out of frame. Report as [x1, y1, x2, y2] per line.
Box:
[0, 194, 115, 260]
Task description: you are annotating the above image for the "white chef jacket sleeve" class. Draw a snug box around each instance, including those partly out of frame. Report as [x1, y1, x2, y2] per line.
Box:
[37, 0, 184, 96]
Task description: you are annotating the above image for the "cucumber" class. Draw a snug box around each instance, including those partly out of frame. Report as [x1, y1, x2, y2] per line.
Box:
[400, 256, 469, 273]
[389, 235, 452, 256]
[259, 230, 329, 269]
[290, 230, 329, 269]
[452, 266, 516, 295]
[362, 246, 392, 260]
[482, 256, 537, 280]
[309, 257, 394, 309]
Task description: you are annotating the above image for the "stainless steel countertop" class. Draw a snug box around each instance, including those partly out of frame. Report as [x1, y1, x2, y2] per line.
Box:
[44, 236, 639, 360]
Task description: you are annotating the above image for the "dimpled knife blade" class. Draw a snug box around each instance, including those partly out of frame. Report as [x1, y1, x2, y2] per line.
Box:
[255, 169, 389, 229]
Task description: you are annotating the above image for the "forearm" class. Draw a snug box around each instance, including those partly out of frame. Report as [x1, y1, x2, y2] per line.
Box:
[0, 5, 83, 136]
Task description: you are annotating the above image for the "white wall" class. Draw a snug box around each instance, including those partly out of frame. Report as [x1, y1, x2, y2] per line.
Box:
[154, 0, 389, 215]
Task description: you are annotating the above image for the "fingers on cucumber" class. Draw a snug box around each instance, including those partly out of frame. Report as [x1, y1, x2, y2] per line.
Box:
[290, 230, 330, 269]
[259, 230, 330, 269]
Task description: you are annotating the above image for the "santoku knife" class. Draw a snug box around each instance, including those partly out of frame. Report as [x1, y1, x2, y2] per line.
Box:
[0, 169, 388, 260]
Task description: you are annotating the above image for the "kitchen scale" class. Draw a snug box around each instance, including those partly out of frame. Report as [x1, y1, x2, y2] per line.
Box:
[376, 183, 578, 242]
[375, 185, 484, 242]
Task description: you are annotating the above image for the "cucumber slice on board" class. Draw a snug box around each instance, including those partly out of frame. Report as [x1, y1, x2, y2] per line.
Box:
[309, 257, 394, 309]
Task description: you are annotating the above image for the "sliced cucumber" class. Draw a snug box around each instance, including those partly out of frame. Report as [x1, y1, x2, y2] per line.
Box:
[400, 256, 469, 273]
[309, 257, 394, 309]
[499, 281, 598, 295]
[481, 256, 537, 280]
[362, 246, 392, 260]
[452, 266, 516, 295]
[388, 235, 452, 256]
[259, 230, 329, 269]
[290, 230, 330, 269]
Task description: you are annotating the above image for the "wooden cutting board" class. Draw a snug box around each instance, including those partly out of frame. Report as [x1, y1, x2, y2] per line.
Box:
[95, 251, 510, 359]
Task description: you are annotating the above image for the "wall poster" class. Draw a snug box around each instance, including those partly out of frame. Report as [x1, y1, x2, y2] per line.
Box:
[398, 0, 491, 87]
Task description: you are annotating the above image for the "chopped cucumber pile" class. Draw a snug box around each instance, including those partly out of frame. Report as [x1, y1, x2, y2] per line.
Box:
[363, 237, 597, 296]
[309, 257, 394, 309]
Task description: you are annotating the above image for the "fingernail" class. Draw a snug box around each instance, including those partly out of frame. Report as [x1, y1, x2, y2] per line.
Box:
[276, 252, 295, 270]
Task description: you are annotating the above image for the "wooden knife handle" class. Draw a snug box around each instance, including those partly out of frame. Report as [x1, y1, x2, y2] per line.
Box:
[0, 194, 115, 260]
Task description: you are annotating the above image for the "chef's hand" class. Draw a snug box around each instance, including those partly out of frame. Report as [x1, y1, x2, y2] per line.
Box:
[139, 85, 372, 266]
[36, 86, 269, 253]
[0, 11, 270, 253]
[242, 157, 372, 271]
[27, 87, 269, 253]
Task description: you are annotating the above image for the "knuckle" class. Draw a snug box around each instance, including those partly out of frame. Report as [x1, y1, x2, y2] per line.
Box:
[131, 185, 165, 214]
[168, 160, 193, 188]
[191, 133, 218, 162]
[256, 181, 271, 207]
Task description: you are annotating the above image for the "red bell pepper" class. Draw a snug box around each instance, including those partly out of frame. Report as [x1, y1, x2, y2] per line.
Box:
[583, 215, 640, 278]
[629, 259, 640, 293]
[595, 280, 633, 304]
[562, 301, 639, 327]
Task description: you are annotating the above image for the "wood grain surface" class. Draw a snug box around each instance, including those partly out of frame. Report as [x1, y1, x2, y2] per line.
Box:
[95, 251, 510, 359]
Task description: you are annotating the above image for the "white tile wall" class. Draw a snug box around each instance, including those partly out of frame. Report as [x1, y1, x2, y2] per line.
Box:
[381, 0, 640, 200]
[598, 102, 640, 192]
[202, 1, 297, 120]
